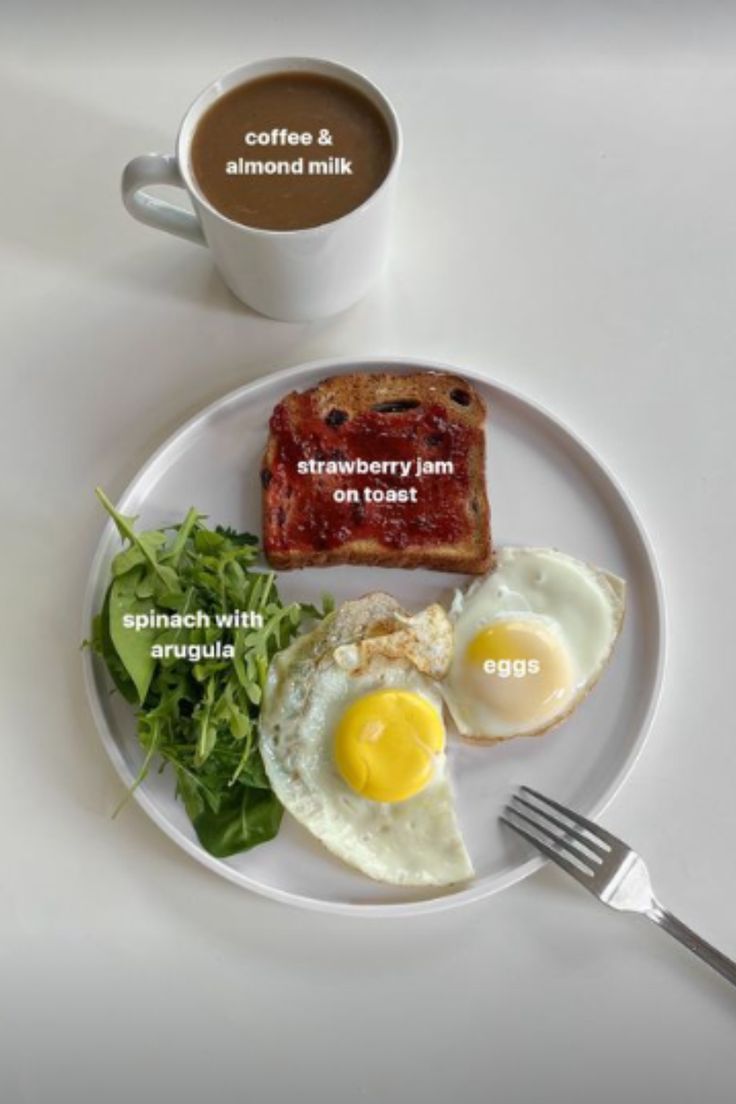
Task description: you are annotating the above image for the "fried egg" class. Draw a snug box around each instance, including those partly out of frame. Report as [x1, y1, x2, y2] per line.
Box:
[443, 547, 626, 742]
[260, 593, 473, 886]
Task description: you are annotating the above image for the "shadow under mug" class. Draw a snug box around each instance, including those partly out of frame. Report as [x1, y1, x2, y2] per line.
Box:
[121, 57, 402, 322]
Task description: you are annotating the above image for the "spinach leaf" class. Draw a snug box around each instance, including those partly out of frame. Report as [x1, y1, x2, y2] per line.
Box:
[192, 785, 283, 858]
[108, 567, 158, 704]
[93, 585, 139, 704]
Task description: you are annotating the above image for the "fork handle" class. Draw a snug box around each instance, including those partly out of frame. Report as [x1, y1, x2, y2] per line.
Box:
[647, 904, 736, 988]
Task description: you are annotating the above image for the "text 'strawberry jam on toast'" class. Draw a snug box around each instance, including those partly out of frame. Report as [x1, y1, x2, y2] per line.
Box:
[263, 389, 481, 555]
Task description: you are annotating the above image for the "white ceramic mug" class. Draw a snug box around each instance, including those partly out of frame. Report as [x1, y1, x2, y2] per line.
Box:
[122, 57, 402, 322]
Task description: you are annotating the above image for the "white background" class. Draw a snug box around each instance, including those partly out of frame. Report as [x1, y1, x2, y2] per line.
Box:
[3, 3, 736, 1102]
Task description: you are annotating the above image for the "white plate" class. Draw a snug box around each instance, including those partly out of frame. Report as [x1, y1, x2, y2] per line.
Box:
[82, 357, 665, 916]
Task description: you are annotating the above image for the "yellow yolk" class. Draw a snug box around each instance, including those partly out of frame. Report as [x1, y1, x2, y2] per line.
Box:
[334, 689, 445, 803]
[465, 619, 574, 728]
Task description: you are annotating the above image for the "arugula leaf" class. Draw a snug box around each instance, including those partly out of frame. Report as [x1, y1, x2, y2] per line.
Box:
[235, 748, 271, 789]
[214, 525, 259, 548]
[111, 532, 166, 578]
[95, 488, 181, 593]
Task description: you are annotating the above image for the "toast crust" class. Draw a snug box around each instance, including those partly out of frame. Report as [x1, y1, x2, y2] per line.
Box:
[262, 370, 492, 573]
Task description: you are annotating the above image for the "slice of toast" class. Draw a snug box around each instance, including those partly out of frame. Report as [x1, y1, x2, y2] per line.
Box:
[261, 370, 492, 573]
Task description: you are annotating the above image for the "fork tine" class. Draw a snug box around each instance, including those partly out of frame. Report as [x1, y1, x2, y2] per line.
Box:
[500, 812, 595, 883]
[504, 805, 597, 873]
[520, 785, 620, 849]
[511, 794, 608, 860]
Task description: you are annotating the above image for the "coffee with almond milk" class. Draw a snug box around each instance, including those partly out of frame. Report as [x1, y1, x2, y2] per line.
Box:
[191, 71, 394, 231]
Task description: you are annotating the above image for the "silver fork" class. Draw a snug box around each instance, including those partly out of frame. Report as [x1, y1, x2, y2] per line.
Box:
[501, 786, 736, 988]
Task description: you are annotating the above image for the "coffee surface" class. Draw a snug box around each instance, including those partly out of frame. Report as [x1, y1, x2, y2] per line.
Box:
[191, 71, 393, 231]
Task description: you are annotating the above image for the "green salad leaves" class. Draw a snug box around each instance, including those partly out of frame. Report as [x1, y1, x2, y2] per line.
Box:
[89, 488, 330, 858]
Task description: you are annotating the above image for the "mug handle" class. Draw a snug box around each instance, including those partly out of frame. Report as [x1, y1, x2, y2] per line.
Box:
[122, 154, 206, 246]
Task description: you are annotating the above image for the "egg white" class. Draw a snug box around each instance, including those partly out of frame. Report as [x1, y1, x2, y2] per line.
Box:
[443, 546, 626, 742]
[260, 594, 474, 887]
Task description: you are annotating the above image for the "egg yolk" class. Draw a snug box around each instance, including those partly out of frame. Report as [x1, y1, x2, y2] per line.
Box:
[465, 619, 574, 728]
[334, 689, 445, 803]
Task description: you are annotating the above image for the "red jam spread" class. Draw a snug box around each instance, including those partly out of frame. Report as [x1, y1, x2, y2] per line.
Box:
[263, 390, 478, 553]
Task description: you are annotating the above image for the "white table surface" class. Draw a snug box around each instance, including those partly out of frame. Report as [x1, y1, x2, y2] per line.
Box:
[3, 3, 736, 1102]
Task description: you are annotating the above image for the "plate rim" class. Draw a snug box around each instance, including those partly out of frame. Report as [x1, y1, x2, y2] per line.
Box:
[81, 355, 667, 918]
